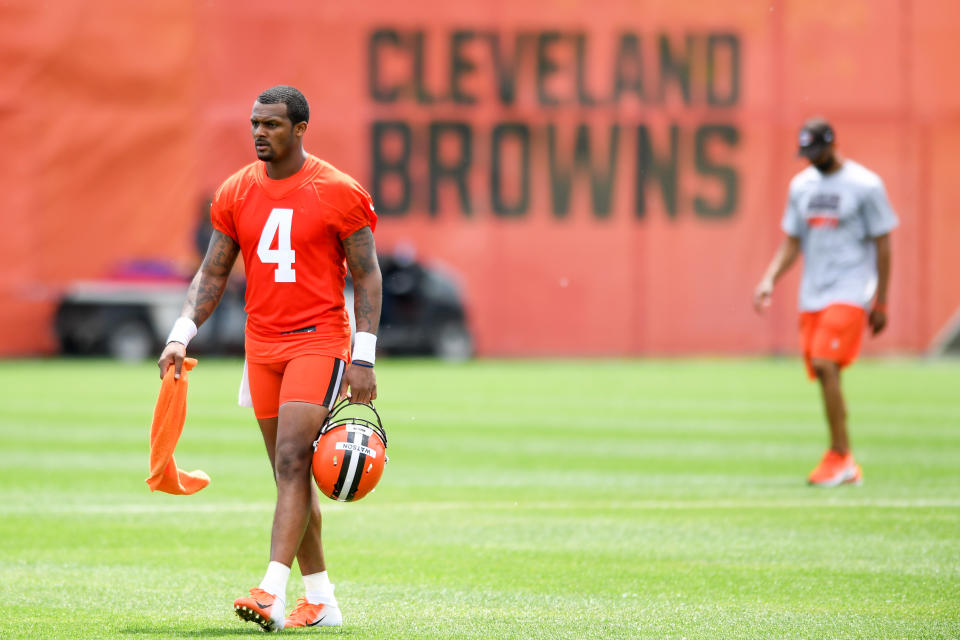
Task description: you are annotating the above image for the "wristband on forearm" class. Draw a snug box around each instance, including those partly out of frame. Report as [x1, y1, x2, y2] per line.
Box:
[166, 317, 198, 347]
[352, 331, 377, 365]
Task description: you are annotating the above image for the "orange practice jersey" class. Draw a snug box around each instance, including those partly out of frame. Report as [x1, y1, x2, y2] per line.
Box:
[210, 154, 377, 363]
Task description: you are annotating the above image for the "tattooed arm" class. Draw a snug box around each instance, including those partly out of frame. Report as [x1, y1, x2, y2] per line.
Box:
[343, 226, 382, 335]
[341, 226, 382, 403]
[157, 230, 240, 378]
[180, 230, 241, 326]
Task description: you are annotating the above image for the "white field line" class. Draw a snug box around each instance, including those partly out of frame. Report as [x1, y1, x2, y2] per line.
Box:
[0, 502, 283, 515]
[2, 498, 959, 515]
[2, 395, 960, 421]
[380, 499, 960, 510]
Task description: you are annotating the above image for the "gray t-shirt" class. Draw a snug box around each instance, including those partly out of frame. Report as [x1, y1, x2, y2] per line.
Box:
[782, 160, 898, 312]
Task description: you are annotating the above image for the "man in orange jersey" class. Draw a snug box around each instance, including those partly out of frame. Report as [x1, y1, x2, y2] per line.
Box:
[157, 85, 381, 631]
[754, 118, 897, 488]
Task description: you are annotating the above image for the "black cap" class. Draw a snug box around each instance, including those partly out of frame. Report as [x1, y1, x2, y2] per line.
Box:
[797, 118, 835, 158]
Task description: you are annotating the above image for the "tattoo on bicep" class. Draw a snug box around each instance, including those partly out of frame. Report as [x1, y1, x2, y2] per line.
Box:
[202, 231, 241, 273]
[343, 227, 378, 277]
[343, 227, 381, 333]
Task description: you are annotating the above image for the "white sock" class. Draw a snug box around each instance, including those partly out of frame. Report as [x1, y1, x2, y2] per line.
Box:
[303, 570, 337, 606]
[259, 561, 291, 604]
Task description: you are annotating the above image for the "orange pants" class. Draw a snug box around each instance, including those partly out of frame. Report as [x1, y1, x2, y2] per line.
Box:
[247, 355, 346, 419]
[800, 304, 866, 380]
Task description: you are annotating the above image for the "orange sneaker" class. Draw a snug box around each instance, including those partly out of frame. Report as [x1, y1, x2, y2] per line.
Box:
[285, 597, 343, 628]
[808, 450, 860, 487]
[844, 463, 863, 486]
[234, 587, 285, 632]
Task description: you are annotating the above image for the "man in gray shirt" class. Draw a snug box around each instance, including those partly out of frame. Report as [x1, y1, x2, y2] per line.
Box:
[754, 118, 897, 487]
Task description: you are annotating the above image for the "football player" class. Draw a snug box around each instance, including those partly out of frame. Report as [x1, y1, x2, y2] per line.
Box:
[753, 118, 897, 487]
[158, 85, 382, 631]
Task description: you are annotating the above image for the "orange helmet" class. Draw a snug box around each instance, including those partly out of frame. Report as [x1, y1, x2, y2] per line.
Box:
[312, 399, 388, 502]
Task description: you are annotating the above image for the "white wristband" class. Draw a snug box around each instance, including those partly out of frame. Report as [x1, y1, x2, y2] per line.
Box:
[352, 331, 377, 364]
[166, 317, 198, 347]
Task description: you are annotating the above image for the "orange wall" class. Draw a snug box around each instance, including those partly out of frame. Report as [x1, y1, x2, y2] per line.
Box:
[1, 0, 958, 356]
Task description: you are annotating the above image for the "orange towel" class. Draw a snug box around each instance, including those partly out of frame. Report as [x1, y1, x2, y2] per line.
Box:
[146, 357, 210, 494]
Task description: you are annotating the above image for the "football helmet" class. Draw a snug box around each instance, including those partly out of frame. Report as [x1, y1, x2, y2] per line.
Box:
[312, 399, 388, 502]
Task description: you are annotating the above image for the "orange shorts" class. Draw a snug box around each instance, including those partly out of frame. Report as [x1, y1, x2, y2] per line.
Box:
[799, 304, 867, 380]
[247, 355, 346, 419]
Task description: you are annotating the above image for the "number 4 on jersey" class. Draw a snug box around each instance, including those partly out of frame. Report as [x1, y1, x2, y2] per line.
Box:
[257, 208, 296, 282]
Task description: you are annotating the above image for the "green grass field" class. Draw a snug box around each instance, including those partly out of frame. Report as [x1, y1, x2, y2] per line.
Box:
[0, 357, 957, 639]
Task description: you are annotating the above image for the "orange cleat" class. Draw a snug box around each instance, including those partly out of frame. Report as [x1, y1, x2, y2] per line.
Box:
[285, 597, 343, 628]
[284, 598, 343, 627]
[844, 463, 863, 486]
[234, 587, 285, 632]
[808, 450, 861, 487]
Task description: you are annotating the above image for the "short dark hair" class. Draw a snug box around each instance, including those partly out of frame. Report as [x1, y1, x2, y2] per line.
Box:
[256, 85, 309, 124]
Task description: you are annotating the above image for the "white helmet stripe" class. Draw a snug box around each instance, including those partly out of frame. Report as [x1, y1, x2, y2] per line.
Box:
[336, 428, 363, 501]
